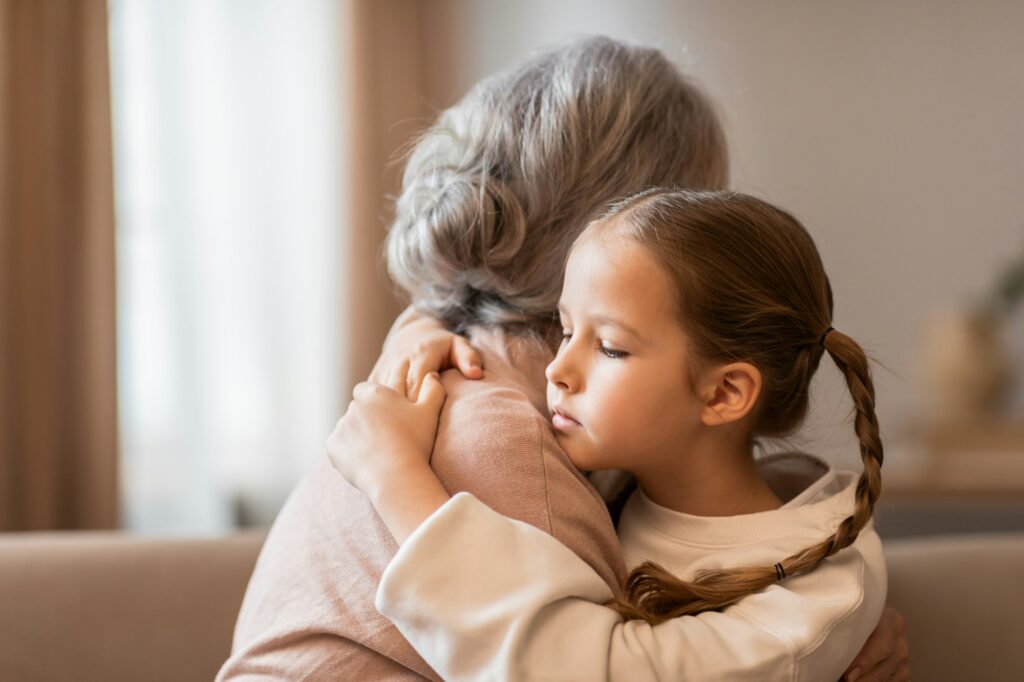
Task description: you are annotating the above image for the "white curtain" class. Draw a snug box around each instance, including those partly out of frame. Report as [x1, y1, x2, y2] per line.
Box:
[109, 0, 347, 533]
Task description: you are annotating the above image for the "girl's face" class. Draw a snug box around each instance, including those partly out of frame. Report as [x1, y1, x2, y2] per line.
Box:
[545, 227, 708, 476]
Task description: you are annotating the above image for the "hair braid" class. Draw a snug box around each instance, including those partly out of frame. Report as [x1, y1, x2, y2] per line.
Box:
[816, 328, 884, 545]
[609, 327, 883, 625]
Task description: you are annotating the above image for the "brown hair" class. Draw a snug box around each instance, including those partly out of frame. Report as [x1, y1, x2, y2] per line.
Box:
[386, 36, 728, 333]
[601, 188, 883, 624]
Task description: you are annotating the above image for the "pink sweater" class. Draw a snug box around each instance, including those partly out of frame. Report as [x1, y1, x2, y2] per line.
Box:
[218, 323, 626, 680]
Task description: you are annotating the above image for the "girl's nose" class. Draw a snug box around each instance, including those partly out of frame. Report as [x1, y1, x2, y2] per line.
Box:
[546, 348, 579, 393]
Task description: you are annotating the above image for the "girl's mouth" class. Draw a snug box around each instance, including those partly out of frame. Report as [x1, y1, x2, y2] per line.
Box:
[551, 408, 582, 430]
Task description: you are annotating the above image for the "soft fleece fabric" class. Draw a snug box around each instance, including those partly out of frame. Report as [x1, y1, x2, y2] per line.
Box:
[377, 468, 887, 681]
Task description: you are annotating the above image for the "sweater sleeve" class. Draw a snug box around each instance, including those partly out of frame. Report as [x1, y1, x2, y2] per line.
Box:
[376, 493, 886, 682]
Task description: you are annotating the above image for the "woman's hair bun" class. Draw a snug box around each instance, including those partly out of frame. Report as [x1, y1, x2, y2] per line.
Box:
[388, 155, 530, 328]
[386, 35, 729, 331]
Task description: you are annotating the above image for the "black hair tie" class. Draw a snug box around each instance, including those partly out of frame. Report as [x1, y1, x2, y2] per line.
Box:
[818, 326, 835, 348]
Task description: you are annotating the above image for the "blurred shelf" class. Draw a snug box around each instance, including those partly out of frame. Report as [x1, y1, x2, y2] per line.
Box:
[874, 496, 1024, 539]
[911, 416, 1024, 455]
[884, 416, 1024, 499]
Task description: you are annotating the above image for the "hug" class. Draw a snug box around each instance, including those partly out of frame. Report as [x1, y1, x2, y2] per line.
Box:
[221, 36, 907, 682]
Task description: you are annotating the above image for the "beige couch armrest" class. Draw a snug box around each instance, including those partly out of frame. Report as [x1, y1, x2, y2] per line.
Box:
[0, 531, 264, 682]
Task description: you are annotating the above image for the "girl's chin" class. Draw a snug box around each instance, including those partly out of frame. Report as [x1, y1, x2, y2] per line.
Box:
[556, 440, 600, 472]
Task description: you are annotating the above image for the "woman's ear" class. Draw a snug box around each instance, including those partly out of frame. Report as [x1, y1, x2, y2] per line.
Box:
[699, 362, 762, 427]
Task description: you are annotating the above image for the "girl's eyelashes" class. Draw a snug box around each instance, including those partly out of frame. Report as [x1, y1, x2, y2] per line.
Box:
[560, 327, 628, 359]
[600, 344, 628, 359]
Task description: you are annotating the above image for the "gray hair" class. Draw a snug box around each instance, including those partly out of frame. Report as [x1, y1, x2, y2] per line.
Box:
[386, 35, 728, 332]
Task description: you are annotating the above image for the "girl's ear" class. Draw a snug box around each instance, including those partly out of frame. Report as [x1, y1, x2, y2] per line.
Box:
[699, 362, 762, 427]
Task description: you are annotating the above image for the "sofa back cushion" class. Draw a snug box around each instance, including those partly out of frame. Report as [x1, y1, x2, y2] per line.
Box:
[884, 532, 1024, 682]
[0, 531, 264, 682]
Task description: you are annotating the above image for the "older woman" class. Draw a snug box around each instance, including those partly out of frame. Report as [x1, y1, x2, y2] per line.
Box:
[220, 36, 907, 681]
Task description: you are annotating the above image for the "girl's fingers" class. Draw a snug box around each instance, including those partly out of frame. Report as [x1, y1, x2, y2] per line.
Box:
[352, 381, 399, 404]
[405, 355, 434, 401]
[352, 381, 376, 401]
[450, 337, 483, 379]
[385, 359, 410, 398]
[417, 372, 448, 412]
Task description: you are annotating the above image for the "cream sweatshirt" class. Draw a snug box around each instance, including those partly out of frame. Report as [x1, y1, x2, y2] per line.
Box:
[376, 468, 887, 682]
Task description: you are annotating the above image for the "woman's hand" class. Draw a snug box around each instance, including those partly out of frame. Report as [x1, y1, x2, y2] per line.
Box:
[326, 372, 452, 544]
[371, 315, 483, 401]
[842, 606, 909, 681]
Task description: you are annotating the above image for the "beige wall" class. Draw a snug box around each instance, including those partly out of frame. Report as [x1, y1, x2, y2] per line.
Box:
[416, 0, 1024, 468]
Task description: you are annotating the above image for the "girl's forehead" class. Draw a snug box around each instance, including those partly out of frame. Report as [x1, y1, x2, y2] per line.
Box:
[565, 231, 674, 307]
[578, 214, 626, 240]
[570, 217, 633, 260]
[579, 213, 652, 252]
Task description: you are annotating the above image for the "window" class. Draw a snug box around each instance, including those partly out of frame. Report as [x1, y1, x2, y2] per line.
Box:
[109, 0, 345, 533]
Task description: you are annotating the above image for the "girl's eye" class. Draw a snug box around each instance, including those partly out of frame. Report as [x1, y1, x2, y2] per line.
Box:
[600, 345, 628, 359]
[560, 330, 573, 344]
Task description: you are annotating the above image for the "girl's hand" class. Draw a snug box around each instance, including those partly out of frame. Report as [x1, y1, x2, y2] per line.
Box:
[326, 372, 452, 545]
[372, 316, 483, 401]
[327, 372, 447, 497]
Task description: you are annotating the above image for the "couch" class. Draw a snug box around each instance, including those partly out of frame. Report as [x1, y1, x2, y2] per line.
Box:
[1, 530, 1021, 681]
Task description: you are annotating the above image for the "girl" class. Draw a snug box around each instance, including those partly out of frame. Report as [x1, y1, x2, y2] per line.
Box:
[330, 188, 890, 681]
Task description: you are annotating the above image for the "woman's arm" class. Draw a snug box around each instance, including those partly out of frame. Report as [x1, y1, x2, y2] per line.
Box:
[843, 607, 910, 682]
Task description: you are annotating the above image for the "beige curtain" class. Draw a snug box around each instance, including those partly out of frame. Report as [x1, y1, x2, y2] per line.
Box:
[341, 0, 424, 384]
[0, 0, 117, 530]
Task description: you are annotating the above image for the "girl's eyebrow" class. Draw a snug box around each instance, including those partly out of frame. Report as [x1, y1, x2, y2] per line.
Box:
[590, 314, 644, 342]
[559, 304, 643, 342]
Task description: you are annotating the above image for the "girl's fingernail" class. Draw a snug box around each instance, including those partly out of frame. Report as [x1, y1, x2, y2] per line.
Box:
[846, 669, 861, 682]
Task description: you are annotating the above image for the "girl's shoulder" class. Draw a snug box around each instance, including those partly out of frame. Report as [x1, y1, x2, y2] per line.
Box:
[617, 464, 866, 580]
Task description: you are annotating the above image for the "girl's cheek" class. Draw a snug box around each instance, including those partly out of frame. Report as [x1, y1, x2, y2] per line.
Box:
[607, 370, 651, 408]
[596, 390, 640, 432]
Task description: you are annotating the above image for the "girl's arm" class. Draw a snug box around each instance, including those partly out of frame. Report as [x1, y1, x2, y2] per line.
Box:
[328, 346, 906, 681]
[327, 306, 482, 542]
[330, 415, 888, 682]
[327, 374, 451, 545]
[372, 492, 889, 682]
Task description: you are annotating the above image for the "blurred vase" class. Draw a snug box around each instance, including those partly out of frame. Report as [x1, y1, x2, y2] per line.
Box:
[922, 307, 1011, 419]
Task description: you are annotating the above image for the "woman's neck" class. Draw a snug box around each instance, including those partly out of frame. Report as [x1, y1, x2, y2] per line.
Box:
[632, 431, 782, 517]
